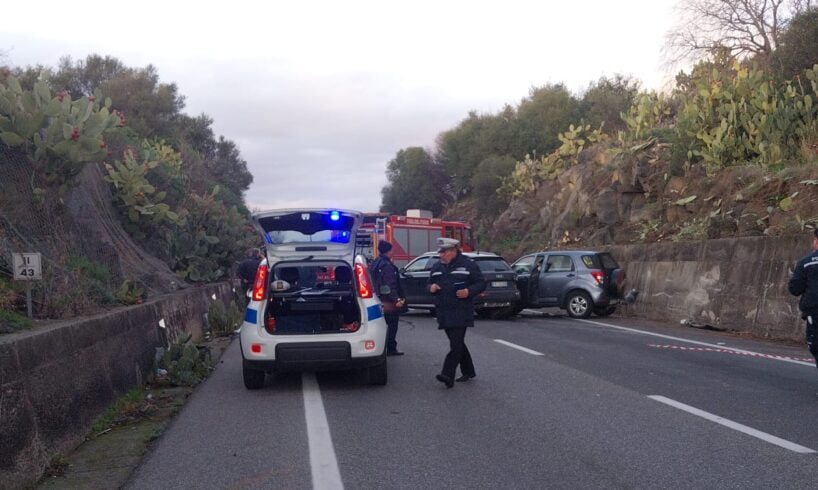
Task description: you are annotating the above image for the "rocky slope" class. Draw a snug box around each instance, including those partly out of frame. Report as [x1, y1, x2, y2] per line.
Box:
[448, 141, 818, 259]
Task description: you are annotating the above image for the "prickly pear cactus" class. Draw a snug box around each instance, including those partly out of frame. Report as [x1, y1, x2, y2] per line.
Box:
[0, 74, 122, 184]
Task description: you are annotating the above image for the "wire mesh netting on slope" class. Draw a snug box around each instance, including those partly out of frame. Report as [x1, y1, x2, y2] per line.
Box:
[0, 146, 185, 319]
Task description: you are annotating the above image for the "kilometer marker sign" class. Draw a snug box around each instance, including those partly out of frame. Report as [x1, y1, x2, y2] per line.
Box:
[13, 253, 42, 280]
[12, 252, 41, 319]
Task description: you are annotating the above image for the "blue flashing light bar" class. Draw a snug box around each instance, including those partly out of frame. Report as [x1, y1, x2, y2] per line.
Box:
[330, 211, 341, 222]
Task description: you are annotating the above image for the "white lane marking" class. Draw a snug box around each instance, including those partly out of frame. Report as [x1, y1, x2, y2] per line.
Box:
[576, 319, 815, 367]
[648, 395, 816, 454]
[494, 339, 544, 356]
[302, 373, 344, 490]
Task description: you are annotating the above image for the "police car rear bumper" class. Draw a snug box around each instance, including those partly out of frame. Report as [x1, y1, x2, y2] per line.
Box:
[242, 341, 385, 373]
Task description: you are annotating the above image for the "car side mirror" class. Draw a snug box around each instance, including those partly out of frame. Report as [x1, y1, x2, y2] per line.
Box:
[398, 267, 406, 275]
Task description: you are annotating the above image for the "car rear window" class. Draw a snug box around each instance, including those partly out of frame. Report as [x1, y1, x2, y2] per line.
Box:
[581, 253, 619, 269]
[474, 258, 512, 272]
[598, 253, 619, 269]
[272, 262, 352, 290]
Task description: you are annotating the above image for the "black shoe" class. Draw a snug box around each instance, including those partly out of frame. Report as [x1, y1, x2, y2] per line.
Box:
[387, 350, 405, 356]
[456, 374, 476, 382]
[435, 374, 454, 388]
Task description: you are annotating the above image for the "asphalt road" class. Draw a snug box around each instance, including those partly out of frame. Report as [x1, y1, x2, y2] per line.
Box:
[128, 311, 818, 489]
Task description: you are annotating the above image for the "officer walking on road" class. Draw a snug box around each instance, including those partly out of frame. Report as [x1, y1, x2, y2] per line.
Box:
[429, 237, 486, 388]
[369, 240, 406, 356]
[789, 229, 818, 373]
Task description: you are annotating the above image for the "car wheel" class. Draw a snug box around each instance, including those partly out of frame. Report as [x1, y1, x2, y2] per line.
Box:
[367, 356, 388, 386]
[242, 363, 265, 390]
[566, 291, 593, 319]
[594, 305, 617, 317]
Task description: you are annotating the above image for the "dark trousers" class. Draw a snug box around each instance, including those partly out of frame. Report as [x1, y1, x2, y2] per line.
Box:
[240, 280, 252, 307]
[442, 327, 475, 379]
[385, 313, 400, 353]
[806, 315, 818, 372]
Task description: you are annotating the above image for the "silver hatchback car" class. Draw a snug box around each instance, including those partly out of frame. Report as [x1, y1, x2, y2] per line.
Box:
[511, 251, 628, 318]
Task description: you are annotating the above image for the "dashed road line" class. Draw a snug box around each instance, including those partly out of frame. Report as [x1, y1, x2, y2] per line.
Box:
[302, 372, 344, 490]
[576, 319, 815, 368]
[494, 339, 544, 356]
[648, 395, 816, 454]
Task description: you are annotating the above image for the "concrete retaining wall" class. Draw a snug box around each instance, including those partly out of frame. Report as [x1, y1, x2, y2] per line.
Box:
[0, 283, 234, 489]
[607, 236, 810, 341]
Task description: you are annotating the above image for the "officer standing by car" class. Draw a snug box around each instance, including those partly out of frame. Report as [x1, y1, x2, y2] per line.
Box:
[788, 229, 818, 373]
[237, 248, 263, 303]
[429, 237, 486, 388]
[369, 240, 406, 356]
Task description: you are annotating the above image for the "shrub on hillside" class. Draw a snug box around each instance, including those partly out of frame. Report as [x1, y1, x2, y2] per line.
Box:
[770, 9, 818, 81]
[167, 188, 256, 282]
[471, 155, 517, 216]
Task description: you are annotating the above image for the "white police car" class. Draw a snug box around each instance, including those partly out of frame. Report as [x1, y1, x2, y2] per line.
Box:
[240, 209, 388, 389]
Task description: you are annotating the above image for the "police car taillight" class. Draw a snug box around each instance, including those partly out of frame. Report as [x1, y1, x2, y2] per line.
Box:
[252, 264, 268, 301]
[354, 263, 373, 298]
[590, 270, 604, 286]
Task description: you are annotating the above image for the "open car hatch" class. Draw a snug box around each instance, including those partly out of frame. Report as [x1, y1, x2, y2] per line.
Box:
[252, 209, 362, 260]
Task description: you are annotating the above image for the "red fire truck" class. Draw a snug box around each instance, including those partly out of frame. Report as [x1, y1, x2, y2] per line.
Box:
[356, 210, 475, 266]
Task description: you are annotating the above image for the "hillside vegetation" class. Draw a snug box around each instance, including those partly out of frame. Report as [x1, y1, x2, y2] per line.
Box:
[380, 3, 818, 259]
[0, 55, 254, 330]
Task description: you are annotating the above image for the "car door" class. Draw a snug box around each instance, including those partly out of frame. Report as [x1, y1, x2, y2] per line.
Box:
[537, 254, 576, 305]
[400, 256, 431, 305]
[511, 255, 536, 306]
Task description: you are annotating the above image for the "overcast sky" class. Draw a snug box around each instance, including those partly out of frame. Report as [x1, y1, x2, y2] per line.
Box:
[2, 0, 676, 213]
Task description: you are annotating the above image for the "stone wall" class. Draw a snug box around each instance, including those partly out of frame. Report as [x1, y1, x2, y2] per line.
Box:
[0, 282, 234, 489]
[607, 236, 810, 340]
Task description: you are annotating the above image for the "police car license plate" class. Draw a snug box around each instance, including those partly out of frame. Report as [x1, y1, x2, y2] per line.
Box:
[491, 281, 508, 288]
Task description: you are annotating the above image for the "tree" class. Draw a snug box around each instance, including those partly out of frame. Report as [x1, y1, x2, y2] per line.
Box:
[578, 75, 641, 133]
[664, 0, 809, 65]
[208, 136, 253, 195]
[37, 55, 186, 140]
[50, 55, 128, 97]
[178, 114, 217, 159]
[380, 147, 448, 215]
[434, 84, 579, 197]
[513, 84, 579, 159]
[102, 64, 186, 140]
[470, 155, 517, 216]
[770, 7, 818, 79]
[435, 107, 518, 196]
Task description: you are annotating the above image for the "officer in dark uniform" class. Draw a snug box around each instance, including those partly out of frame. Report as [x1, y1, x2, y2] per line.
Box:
[237, 248, 263, 297]
[789, 229, 818, 373]
[428, 237, 486, 388]
[369, 240, 406, 356]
